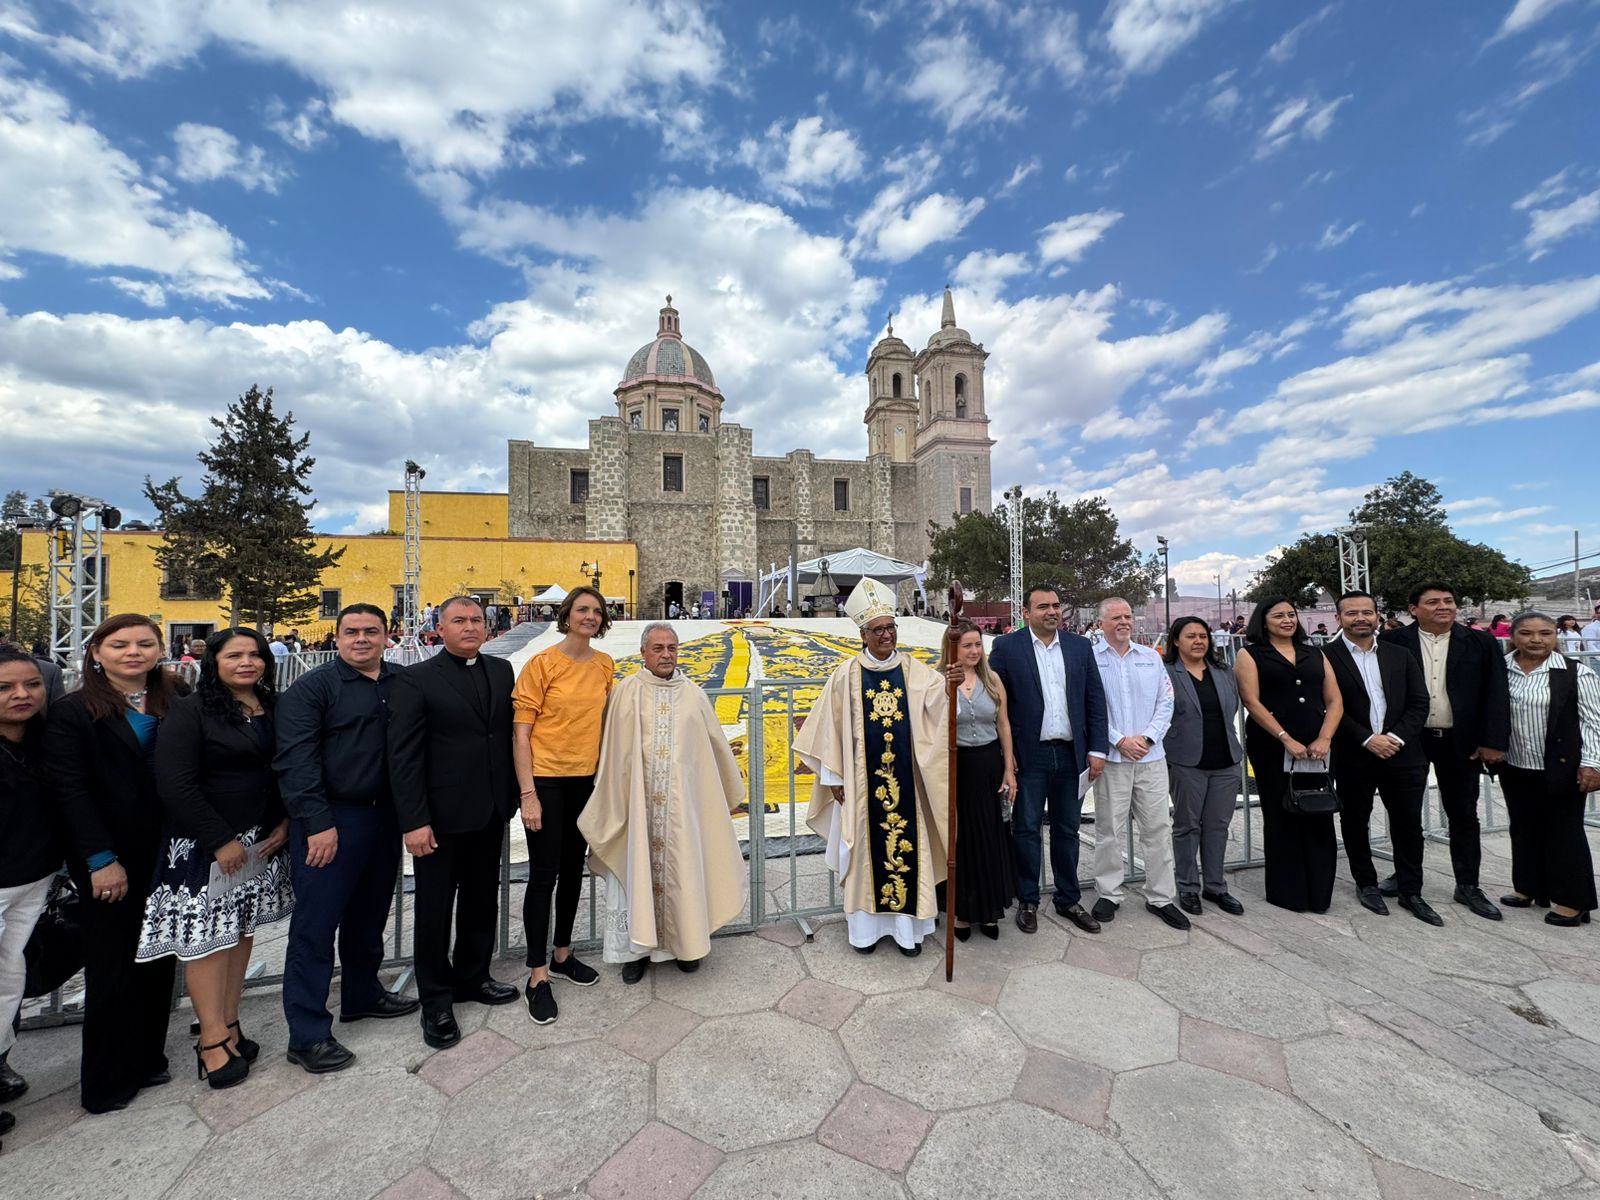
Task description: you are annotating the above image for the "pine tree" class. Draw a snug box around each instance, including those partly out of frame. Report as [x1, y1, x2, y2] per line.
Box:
[143, 385, 344, 628]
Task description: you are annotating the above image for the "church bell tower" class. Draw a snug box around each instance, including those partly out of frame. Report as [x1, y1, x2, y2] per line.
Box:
[913, 287, 994, 523]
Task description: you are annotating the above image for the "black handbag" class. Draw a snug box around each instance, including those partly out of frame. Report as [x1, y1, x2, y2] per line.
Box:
[23, 870, 83, 999]
[1283, 770, 1340, 815]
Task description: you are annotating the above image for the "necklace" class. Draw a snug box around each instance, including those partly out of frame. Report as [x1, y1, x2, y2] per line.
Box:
[0, 739, 25, 765]
[124, 689, 148, 709]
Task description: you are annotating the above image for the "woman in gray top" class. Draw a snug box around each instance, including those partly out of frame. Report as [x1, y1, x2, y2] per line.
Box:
[937, 621, 1018, 939]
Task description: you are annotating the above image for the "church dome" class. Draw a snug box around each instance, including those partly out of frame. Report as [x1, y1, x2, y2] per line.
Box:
[620, 296, 720, 393]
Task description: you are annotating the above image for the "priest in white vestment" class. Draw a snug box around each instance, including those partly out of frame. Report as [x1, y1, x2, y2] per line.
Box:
[793, 578, 950, 954]
[580, 623, 748, 983]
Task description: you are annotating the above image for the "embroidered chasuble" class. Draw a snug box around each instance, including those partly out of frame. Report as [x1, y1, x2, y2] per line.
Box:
[793, 651, 949, 948]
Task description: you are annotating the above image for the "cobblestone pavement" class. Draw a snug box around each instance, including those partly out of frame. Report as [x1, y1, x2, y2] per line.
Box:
[5, 829, 1600, 1199]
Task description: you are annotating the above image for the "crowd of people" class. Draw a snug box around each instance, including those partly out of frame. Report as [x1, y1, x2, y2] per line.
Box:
[0, 576, 1595, 1139]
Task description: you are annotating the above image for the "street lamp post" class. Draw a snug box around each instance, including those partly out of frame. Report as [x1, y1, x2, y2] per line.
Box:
[628, 568, 635, 619]
[1215, 574, 1222, 625]
[1156, 536, 1171, 631]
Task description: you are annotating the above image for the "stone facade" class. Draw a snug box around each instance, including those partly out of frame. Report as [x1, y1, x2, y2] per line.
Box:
[506, 292, 994, 616]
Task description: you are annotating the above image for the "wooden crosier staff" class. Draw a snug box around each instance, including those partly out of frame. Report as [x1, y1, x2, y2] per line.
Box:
[944, 581, 964, 983]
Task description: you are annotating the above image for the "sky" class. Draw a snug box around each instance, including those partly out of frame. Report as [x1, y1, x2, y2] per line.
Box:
[1, 0, 1597, 594]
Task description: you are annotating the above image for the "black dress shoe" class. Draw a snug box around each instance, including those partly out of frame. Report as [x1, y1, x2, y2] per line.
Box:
[0, 1110, 14, 1136]
[1091, 898, 1118, 922]
[1202, 890, 1244, 915]
[286, 1038, 357, 1074]
[549, 954, 600, 986]
[621, 959, 649, 984]
[979, 923, 1000, 940]
[898, 942, 922, 957]
[341, 991, 422, 1022]
[1056, 904, 1101, 934]
[676, 958, 702, 973]
[1015, 902, 1038, 934]
[1146, 902, 1192, 930]
[1179, 894, 1202, 916]
[456, 978, 521, 1006]
[953, 925, 971, 942]
[421, 1009, 462, 1048]
[1454, 885, 1503, 921]
[1399, 894, 1444, 926]
[1357, 886, 1390, 916]
[854, 939, 879, 954]
[1377, 874, 1399, 897]
[142, 1069, 173, 1089]
[1499, 894, 1550, 908]
[1545, 910, 1592, 927]
[0, 1061, 27, 1104]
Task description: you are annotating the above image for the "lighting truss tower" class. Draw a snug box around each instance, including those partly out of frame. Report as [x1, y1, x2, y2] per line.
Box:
[1335, 526, 1370, 595]
[399, 460, 425, 662]
[47, 491, 115, 668]
[1006, 485, 1024, 632]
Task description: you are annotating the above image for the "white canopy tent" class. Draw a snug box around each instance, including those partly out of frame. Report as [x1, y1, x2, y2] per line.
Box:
[529, 584, 569, 604]
[756, 547, 928, 615]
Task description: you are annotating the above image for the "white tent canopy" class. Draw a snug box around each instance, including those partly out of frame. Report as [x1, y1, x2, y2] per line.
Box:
[529, 584, 569, 603]
[757, 547, 928, 614]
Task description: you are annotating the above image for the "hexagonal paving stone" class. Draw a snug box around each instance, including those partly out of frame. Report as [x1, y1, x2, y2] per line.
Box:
[1047, 903, 1191, 949]
[946, 915, 1069, 970]
[799, 921, 943, 994]
[170, 1070, 445, 1200]
[656, 1011, 852, 1151]
[1112, 1061, 1379, 1200]
[1523, 978, 1600, 1045]
[1138, 941, 1329, 1039]
[840, 990, 1024, 1110]
[998, 962, 1179, 1072]
[650, 931, 806, 1016]
[482, 961, 652, 1047]
[1, 1101, 210, 1200]
[428, 1042, 648, 1199]
[1286, 1034, 1580, 1199]
[907, 1100, 1160, 1199]
[694, 1141, 907, 1199]
[1352, 915, 1551, 986]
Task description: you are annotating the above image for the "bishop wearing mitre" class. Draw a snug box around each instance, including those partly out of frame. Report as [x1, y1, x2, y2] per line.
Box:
[580, 622, 748, 984]
[794, 578, 950, 955]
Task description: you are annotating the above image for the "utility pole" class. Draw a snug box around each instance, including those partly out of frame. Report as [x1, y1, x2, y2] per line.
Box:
[1576, 530, 1582, 612]
[399, 461, 425, 662]
[1156, 536, 1171, 632]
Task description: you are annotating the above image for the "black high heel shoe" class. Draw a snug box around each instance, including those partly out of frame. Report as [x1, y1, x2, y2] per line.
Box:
[979, 923, 1000, 940]
[954, 925, 971, 942]
[1544, 910, 1592, 927]
[228, 1020, 260, 1062]
[195, 1039, 249, 1090]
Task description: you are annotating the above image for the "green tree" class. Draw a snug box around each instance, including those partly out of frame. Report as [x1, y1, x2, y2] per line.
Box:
[1247, 472, 1531, 609]
[143, 385, 345, 628]
[927, 491, 1160, 613]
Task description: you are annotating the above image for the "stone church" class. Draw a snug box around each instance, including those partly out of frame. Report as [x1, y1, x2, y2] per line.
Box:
[507, 289, 994, 616]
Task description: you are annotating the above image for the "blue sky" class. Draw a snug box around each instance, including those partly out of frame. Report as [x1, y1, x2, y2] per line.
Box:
[1, 0, 1597, 592]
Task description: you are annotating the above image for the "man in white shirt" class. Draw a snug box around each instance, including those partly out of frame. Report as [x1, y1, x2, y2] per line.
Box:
[1582, 603, 1600, 651]
[1324, 592, 1437, 924]
[1089, 598, 1188, 930]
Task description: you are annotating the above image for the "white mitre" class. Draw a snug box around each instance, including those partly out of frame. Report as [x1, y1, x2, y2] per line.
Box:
[843, 577, 898, 628]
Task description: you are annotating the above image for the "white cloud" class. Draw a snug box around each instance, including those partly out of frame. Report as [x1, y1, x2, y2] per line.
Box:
[904, 32, 1023, 132]
[20, 0, 725, 171]
[1170, 550, 1273, 593]
[1204, 84, 1240, 121]
[952, 250, 1031, 296]
[1256, 94, 1351, 157]
[738, 115, 864, 203]
[0, 69, 272, 302]
[998, 157, 1041, 196]
[263, 97, 330, 150]
[1103, 0, 1234, 74]
[172, 122, 287, 191]
[1014, 4, 1088, 83]
[1513, 167, 1572, 209]
[1523, 189, 1600, 259]
[1037, 210, 1124, 265]
[1454, 505, 1554, 525]
[1492, 0, 1574, 42]
[1316, 220, 1363, 250]
[1265, 3, 1337, 64]
[850, 153, 986, 263]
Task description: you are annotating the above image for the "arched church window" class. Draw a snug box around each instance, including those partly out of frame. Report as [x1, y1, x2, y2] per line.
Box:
[698, 413, 711, 433]
[954, 373, 967, 418]
[630, 409, 642, 428]
[891, 372, 902, 398]
[662, 408, 679, 432]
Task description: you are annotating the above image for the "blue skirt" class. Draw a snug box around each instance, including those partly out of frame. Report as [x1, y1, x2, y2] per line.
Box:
[136, 824, 294, 962]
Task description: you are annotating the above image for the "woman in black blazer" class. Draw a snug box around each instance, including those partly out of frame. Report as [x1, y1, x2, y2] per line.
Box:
[45, 614, 186, 1113]
[138, 628, 292, 1089]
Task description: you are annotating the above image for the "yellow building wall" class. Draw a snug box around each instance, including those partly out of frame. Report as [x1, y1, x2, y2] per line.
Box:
[386, 491, 509, 539]
[1, 527, 637, 642]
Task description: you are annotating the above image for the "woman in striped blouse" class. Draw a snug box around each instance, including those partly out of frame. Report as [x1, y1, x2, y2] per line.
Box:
[1498, 612, 1600, 927]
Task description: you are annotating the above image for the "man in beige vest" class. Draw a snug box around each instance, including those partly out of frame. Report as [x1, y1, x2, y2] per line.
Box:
[580, 623, 748, 983]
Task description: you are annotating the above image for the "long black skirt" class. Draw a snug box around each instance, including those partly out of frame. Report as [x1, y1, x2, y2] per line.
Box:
[938, 739, 1015, 924]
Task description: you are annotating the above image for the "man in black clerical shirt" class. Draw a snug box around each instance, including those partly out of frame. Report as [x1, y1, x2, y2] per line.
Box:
[276, 603, 420, 1074]
[388, 596, 520, 1049]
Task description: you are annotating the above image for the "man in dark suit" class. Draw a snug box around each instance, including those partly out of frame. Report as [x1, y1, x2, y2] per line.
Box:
[388, 596, 520, 1048]
[1326, 592, 1438, 924]
[989, 583, 1109, 934]
[1380, 582, 1511, 920]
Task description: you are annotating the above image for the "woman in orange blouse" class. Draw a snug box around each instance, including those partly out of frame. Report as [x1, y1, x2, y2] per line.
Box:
[512, 586, 614, 1025]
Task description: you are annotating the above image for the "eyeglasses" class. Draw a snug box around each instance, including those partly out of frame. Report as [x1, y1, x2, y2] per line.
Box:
[864, 624, 897, 637]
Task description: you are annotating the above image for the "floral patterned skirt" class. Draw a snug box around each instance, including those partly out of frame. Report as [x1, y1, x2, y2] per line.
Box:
[135, 824, 294, 962]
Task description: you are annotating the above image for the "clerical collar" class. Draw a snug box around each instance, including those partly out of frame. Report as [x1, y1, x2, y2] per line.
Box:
[862, 646, 898, 668]
[445, 650, 480, 667]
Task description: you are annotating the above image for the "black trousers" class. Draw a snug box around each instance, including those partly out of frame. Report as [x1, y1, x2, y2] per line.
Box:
[1336, 757, 1427, 896]
[411, 819, 504, 1015]
[1422, 731, 1484, 886]
[282, 805, 401, 1048]
[72, 867, 176, 1113]
[522, 775, 593, 969]
[1500, 765, 1599, 912]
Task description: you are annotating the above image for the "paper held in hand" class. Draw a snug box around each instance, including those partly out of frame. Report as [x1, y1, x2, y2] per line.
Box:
[208, 844, 268, 897]
[1077, 768, 1092, 800]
